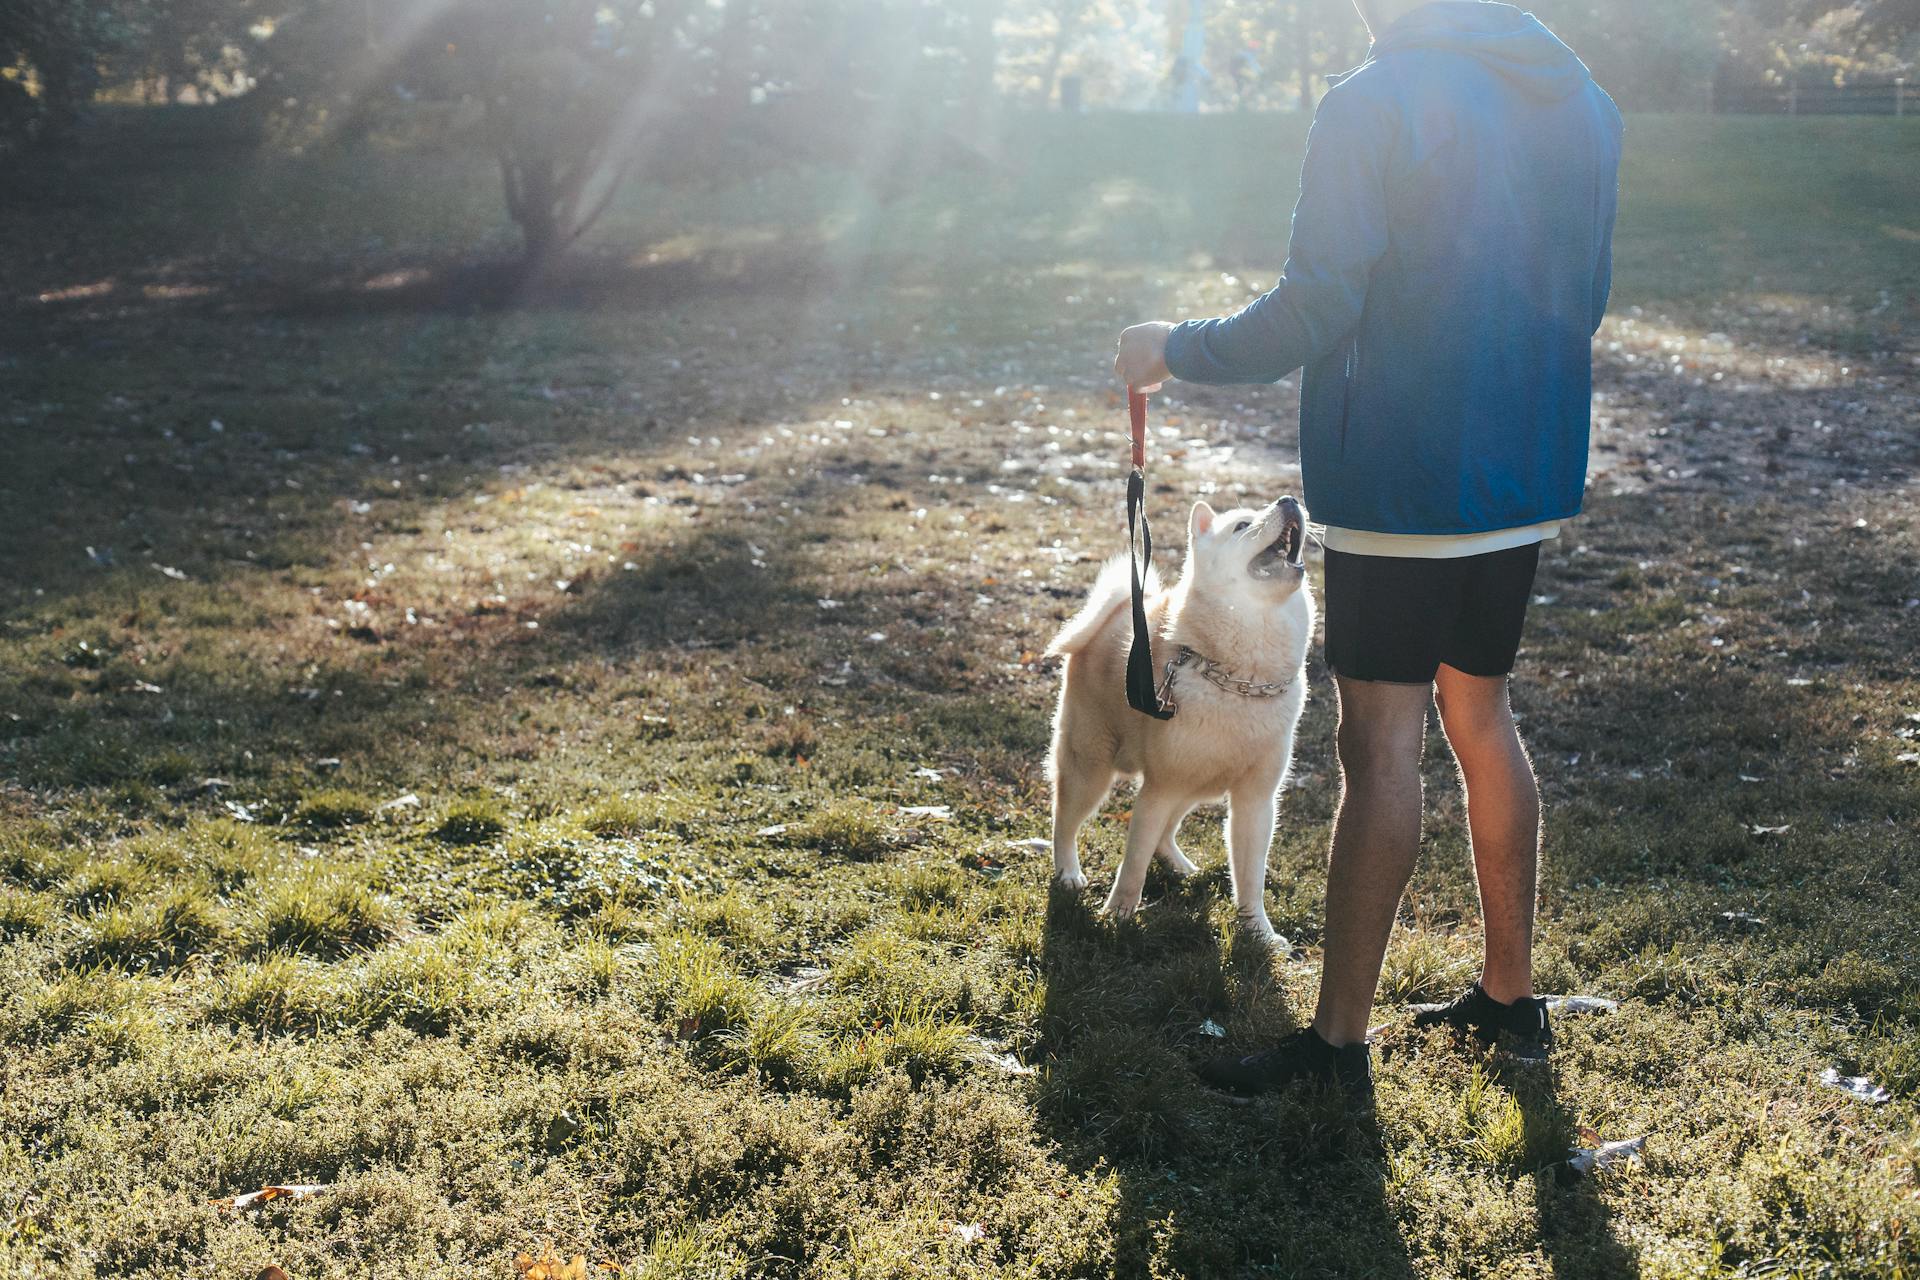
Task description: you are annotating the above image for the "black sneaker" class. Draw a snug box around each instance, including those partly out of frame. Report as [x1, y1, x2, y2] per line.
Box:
[1197, 1028, 1374, 1100]
[1410, 983, 1553, 1063]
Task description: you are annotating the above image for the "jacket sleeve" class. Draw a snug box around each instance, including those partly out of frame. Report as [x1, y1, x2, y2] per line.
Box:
[1590, 224, 1614, 336]
[1165, 82, 1394, 386]
[1591, 179, 1618, 336]
[1590, 109, 1623, 334]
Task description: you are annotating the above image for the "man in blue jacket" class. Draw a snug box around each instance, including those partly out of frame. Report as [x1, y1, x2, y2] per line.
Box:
[1114, 0, 1622, 1097]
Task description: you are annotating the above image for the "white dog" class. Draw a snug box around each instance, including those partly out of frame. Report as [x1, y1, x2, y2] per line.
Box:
[1046, 496, 1312, 947]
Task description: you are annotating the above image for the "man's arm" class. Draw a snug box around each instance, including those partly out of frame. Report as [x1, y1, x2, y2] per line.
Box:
[1591, 174, 1619, 336]
[1163, 83, 1395, 386]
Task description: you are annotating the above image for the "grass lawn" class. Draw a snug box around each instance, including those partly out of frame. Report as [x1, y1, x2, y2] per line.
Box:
[1, 108, 1918, 1278]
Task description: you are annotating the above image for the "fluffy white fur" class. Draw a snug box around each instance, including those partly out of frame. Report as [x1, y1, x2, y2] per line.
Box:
[1045, 497, 1313, 947]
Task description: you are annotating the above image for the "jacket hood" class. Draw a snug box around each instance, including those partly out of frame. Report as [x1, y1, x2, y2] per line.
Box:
[1371, 1, 1593, 101]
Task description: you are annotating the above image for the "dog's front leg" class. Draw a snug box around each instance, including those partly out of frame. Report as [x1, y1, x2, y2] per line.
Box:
[1226, 783, 1285, 949]
[1103, 788, 1182, 920]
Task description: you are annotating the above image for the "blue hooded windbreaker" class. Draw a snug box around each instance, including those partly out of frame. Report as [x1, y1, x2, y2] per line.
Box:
[1163, 1, 1624, 535]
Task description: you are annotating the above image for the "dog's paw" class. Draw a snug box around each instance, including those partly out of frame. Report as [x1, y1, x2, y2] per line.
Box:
[1155, 846, 1201, 879]
[1101, 888, 1144, 920]
[1237, 915, 1290, 954]
[1054, 868, 1090, 893]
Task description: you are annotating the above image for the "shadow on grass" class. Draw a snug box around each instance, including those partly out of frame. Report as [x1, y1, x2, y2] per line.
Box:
[1037, 870, 1417, 1277]
[0, 511, 830, 798]
[251, 246, 844, 319]
[1507, 1066, 1641, 1280]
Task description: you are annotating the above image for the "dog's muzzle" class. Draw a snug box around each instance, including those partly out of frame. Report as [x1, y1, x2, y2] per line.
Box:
[1249, 497, 1307, 578]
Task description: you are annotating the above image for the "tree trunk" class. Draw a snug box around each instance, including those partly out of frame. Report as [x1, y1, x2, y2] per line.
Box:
[962, 0, 1003, 135]
[716, 0, 754, 115]
[1040, 4, 1083, 108]
[1296, 1, 1316, 113]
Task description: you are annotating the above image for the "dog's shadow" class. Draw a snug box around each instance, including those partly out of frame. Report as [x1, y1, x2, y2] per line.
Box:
[1038, 862, 1419, 1278]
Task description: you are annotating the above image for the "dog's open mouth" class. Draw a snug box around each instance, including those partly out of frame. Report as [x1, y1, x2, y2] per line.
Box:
[1249, 499, 1306, 579]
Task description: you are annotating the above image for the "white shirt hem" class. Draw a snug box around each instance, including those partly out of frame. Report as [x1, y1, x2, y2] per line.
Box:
[1318, 521, 1563, 560]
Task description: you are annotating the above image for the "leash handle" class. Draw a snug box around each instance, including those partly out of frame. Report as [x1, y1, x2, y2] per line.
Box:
[1124, 386, 1175, 721]
[1129, 388, 1148, 469]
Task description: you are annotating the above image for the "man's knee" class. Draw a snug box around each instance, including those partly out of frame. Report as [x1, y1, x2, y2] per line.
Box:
[1335, 706, 1425, 778]
[1435, 676, 1516, 749]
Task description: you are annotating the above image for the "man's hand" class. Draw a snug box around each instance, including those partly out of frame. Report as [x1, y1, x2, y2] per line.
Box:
[1115, 322, 1175, 392]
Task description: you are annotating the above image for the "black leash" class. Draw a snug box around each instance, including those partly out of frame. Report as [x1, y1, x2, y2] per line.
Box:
[1126, 388, 1175, 720]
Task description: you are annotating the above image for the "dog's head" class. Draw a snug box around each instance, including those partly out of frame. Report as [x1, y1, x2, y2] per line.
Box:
[1183, 496, 1309, 606]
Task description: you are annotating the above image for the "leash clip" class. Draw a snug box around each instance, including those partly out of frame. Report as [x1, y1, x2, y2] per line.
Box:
[1155, 647, 1193, 719]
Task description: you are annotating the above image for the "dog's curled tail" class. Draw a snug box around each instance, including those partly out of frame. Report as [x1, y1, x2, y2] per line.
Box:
[1046, 554, 1159, 658]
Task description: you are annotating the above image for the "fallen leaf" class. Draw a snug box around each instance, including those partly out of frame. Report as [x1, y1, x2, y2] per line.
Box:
[1748, 824, 1791, 837]
[257, 1268, 290, 1280]
[900, 805, 951, 820]
[376, 792, 421, 813]
[515, 1248, 589, 1280]
[1006, 838, 1052, 851]
[1820, 1067, 1892, 1104]
[219, 1184, 329, 1211]
[756, 823, 790, 837]
[1561, 1135, 1647, 1182]
[1198, 1019, 1226, 1038]
[1544, 995, 1620, 1016]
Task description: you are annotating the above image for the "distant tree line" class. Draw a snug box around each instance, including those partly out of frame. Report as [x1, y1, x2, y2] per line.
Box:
[4, 0, 1915, 256]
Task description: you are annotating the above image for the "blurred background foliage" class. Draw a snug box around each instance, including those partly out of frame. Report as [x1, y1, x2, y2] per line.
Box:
[3, 0, 1916, 256]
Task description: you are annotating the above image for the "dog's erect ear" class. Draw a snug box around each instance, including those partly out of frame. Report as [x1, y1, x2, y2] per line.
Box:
[1190, 501, 1216, 540]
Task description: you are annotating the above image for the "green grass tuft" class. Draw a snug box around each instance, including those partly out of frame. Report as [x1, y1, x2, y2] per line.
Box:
[291, 788, 377, 829]
[251, 868, 397, 957]
[818, 1001, 974, 1096]
[346, 935, 483, 1034]
[208, 953, 340, 1033]
[0, 889, 54, 939]
[432, 796, 510, 845]
[785, 801, 892, 861]
[581, 796, 662, 837]
[628, 1225, 748, 1280]
[651, 929, 756, 1038]
[71, 885, 224, 971]
[736, 999, 827, 1086]
[61, 858, 157, 913]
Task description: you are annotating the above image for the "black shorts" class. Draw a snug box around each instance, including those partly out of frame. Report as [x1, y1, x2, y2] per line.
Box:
[1322, 542, 1542, 685]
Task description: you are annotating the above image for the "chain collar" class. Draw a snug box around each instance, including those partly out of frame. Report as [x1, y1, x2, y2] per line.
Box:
[1154, 646, 1297, 718]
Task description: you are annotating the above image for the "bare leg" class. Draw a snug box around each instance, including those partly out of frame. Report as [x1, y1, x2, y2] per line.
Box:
[1103, 787, 1184, 919]
[1226, 781, 1282, 946]
[1434, 665, 1540, 1004]
[1311, 678, 1433, 1047]
[1050, 749, 1113, 892]
[1154, 803, 1200, 878]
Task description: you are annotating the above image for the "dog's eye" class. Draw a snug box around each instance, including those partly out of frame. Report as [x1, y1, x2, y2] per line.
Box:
[1233, 521, 1251, 533]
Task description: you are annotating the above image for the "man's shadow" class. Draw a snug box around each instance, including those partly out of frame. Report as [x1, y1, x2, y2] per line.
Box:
[1503, 1061, 1642, 1280]
[1037, 861, 1417, 1279]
